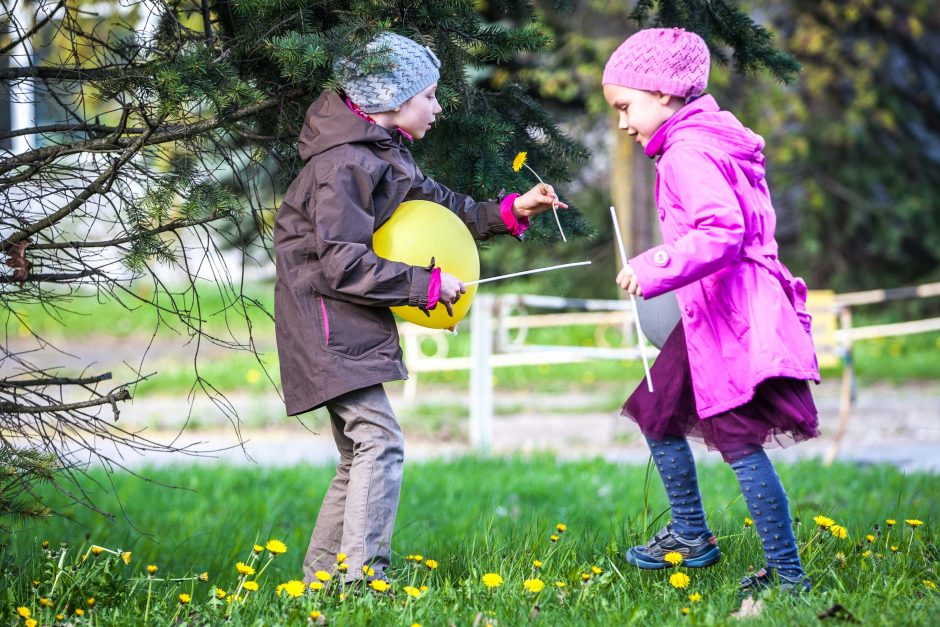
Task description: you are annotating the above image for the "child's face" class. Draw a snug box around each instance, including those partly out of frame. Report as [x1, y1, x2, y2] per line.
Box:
[603, 84, 681, 148]
[387, 83, 443, 140]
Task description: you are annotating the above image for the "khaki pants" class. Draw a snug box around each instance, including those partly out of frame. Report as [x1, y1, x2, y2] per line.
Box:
[303, 384, 403, 582]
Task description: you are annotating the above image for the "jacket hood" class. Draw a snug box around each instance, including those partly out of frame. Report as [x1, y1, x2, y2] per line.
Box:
[646, 95, 767, 182]
[298, 91, 398, 161]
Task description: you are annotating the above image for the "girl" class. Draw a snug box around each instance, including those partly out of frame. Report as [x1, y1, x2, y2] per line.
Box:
[274, 32, 564, 584]
[603, 28, 820, 594]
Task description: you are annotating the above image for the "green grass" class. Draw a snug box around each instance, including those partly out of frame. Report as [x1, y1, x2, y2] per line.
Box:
[5, 458, 939, 625]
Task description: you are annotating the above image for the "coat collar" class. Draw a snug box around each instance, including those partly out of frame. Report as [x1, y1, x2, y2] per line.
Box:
[644, 94, 720, 158]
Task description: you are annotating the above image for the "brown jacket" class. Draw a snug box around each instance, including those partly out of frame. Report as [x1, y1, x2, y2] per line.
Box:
[274, 92, 511, 415]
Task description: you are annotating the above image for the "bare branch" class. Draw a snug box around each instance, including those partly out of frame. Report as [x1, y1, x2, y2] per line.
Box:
[0, 0, 67, 56]
[2, 373, 112, 388]
[1, 388, 131, 414]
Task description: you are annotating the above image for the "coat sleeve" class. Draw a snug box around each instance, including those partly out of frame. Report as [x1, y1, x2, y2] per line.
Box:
[310, 157, 431, 308]
[630, 146, 745, 298]
[406, 165, 509, 241]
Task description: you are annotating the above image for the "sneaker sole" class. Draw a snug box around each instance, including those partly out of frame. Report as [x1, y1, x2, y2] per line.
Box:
[625, 545, 721, 570]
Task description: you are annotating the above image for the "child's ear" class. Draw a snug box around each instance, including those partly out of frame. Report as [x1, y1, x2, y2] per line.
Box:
[657, 92, 675, 106]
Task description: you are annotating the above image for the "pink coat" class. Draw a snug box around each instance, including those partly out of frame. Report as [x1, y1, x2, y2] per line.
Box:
[630, 95, 819, 419]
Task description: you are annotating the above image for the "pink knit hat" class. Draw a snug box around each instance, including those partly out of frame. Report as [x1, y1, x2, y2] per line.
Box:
[603, 28, 710, 99]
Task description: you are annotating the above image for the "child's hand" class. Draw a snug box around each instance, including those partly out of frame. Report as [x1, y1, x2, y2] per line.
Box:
[513, 183, 568, 218]
[616, 265, 643, 297]
[439, 271, 466, 317]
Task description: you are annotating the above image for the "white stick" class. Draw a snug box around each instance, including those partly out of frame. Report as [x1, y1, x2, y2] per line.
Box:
[464, 261, 591, 286]
[524, 163, 566, 242]
[610, 206, 654, 392]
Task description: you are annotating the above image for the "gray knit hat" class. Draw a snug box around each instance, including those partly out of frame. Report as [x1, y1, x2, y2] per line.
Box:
[335, 32, 442, 113]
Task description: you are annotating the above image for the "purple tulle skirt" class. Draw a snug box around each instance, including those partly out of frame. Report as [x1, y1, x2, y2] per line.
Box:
[622, 323, 820, 463]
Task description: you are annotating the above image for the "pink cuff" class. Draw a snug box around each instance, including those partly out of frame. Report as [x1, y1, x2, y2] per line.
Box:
[426, 266, 442, 310]
[500, 193, 529, 236]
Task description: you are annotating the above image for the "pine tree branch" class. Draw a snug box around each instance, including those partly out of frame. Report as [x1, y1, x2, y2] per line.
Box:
[0, 389, 131, 414]
[0, 269, 101, 283]
[0, 65, 139, 81]
[2, 373, 112, 388]
[26, 214, 230, 251]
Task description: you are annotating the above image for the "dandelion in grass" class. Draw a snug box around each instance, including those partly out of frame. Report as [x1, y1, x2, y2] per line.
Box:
[404, 585, 422, 598]
[555, 581, 566, 588]
[831, 524, 848, 540]
[413, 554, 424, 563]
[17, 607, 31, 619]
[813, 515, 835, 530]
[524, 578, 545, 593]
[337, 563, 349, 572]
[905, 519, 924, 529]
[147, 564, 158, 575]
[25, 620, 37, 627]
[591, 565, 603, 575]
[425, 559, 438, 570]
[336, 553, 346, 564]
[664, 552, 683, 566]
[556, 523, 567, 533]
[834, 552, 847, 567]
[511, 151, 566, 241]
[91, 545, 103, 556]
[39, 598, 52, 608]
[75, 609, 85, 617]
[314, 570, 332, 582]
[266, 539, 287, 555]
[243, 581, 259, 592]
[482, 573, 504, 588]
[55, 615, 64, 622]
[580, 573, 591, 582]
[215, 588, 227, 599]
[886, 519, 896, 527]
[681, 607, 690, 615]
[121, 551, 132, 565]
[310, 610, 322, 619]
[862, 550, 872, 558]
[179, 593, 191, 604]
[276, 583, 286, 596]
[866, 534, 875, 543]
[236, 562, 255, 576]
[87, 597, 95, 607]
[253, 544, 264, 554]
[31, 579, 39, 588]
[363, 565, 375, 577]
[890, 545, 899, 552]
[550, 534, 560, 543]
[420, 585, 429, 592]
[743, 517, 753, 527]
[532, 560, 543, 569]
[199, 572, 209, 582]
[309, 582, 324, 591]
[670, 572, 691, 589]
[284, 580, 306, 598]
[924, 580, 938, 591]
[689, 592, 702, 602]
[369, 580, 390, 593]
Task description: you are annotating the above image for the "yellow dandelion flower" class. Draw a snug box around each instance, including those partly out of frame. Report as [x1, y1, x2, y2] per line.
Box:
[236, 562, 256, 576]
[336, 552, 347, 564]
[664, 552, 684, 566]
[580, 572, 591, 582]
[413, 554, 423, 562]
[512, 152, 528, 172]
[121, 551, 132, 565]
[556, 523, 567, 533]
[86, 597, 95, 607]
[890, 545, 899, 552]
[147, 564, 158, 574]
[25, 620, 37, 627]
[813, 515, 835, 529]
[91, 545, 103, 556]
[309, 582, 324, 591]
[337, 563, 349, 572]
[411, 624, 421, 627]
[523, 578, 545, 593]
[39, 598, 53, 607]
[532, 560, 543, 569]
[681, 607, 690, 615]
[550, 534, 560, 542]
[866, 534, 875, 543]
[315, 570, 332, 582]
[284, 580, 306, 598]
[420, 585, 428, 591]
[339, 593, 346, 601]
[425, 559, 438, 570]
[831, 524, 848, 539]
[670, 572, 691, 589]
[743, 517, 753, 527]
[405, 554, 414, 562]
[862, 550, 872, 558]
[689, 592, 702, 602]
[55, 615, 64, 621]
[199, 571, 209, 582]
[310, 610, 322, 619]
[363, 565, 375, 577]
[276, 583, 286, 597]
[215, 588, 227, 599]
[179, 593, 191, 604]
[75, 609, 85, 617]
[481, 573, 504, 588]
[369, 579, 390, 593]
[906, 519, 924, 528]
[591, 565, 603, 575]
[404, 585, 421, 598]
[31, 579, 39, 587]
[886, 519, 896, 527]
[17, 607, 31, 619]
[243, 581, 259, 592]
[924, 580, 937, 591]
[253, 544, 264, 553]
[555, 581, 566, 588]
[42, 540, 49, 549]
[266, 539, 287, 555]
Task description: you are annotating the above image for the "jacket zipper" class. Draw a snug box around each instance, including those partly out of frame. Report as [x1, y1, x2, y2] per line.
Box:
[319, 296, 330, 344]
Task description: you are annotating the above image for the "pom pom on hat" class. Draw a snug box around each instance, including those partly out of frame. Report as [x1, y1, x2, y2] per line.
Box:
[603, 28, 710, 99]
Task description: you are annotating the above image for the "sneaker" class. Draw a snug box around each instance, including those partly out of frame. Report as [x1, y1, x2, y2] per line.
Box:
[625, 525, 721, 570]
[738, 567, 811, 597]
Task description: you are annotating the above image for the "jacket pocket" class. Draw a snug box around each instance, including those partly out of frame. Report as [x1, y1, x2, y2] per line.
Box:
[318, 294, 398, 359]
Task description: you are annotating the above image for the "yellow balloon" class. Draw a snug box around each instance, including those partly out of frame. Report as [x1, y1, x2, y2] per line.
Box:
[373, 200, 480, 328]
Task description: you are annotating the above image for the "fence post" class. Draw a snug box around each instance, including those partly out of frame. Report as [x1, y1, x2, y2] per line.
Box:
[469, 293, 495, 453]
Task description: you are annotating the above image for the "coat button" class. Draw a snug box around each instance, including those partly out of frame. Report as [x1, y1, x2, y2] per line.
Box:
[653, 250, 669, 266]
[684, 305, 694, 318]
